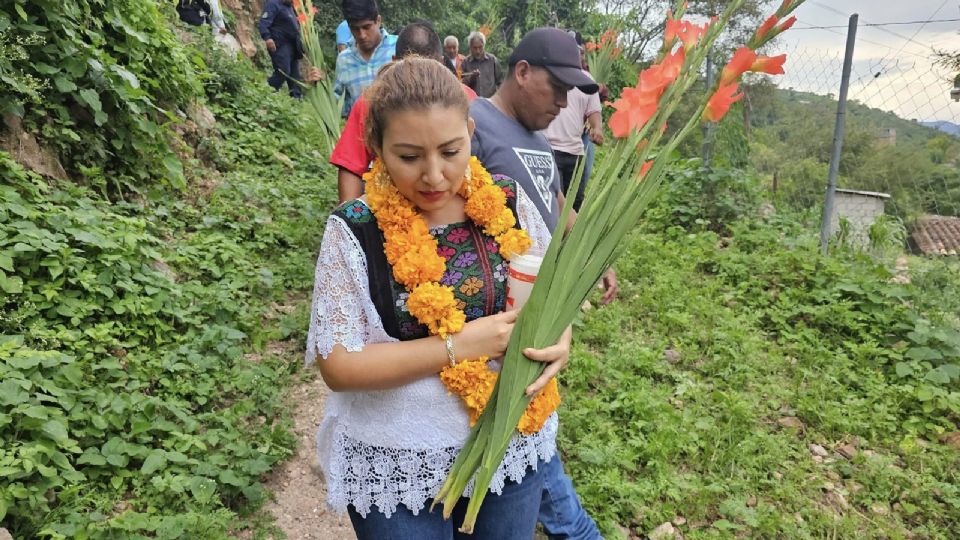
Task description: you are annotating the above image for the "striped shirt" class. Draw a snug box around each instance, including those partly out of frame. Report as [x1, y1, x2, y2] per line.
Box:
[333, 29, 397, 117]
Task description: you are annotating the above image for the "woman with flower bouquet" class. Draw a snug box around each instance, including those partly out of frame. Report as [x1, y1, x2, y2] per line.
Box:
[305, 56, 571, 538]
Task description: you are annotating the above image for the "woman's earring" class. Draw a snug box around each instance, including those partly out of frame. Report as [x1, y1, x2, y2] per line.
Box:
[376, 165, 390, 187]
[462, 166, 473, 197]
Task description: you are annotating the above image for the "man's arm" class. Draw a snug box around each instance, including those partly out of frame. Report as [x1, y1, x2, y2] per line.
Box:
[329, 96, 372, 203]
[337, 168, 364, 204]
[257, 1, 277, 44]
[333, 53, 347, 98]
[586, 111, 604, 145]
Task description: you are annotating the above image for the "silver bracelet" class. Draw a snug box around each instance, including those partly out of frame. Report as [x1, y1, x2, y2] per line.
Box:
[444, 334, 457, 367]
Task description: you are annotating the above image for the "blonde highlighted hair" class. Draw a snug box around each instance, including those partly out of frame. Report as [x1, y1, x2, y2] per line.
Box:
[363, 56, 470, 151]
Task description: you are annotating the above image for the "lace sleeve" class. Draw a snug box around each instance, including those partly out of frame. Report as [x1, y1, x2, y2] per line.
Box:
[516, 183, 553, 255]
[305, 214, 378, 366]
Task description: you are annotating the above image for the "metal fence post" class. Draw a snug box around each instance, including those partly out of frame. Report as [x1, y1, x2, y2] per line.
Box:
[819, 14, 859, 255]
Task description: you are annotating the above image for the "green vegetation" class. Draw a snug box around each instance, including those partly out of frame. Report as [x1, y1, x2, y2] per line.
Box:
[1, 7, 336, 537]
[2, 0, 958, 538]
[564, 213, 960, 538]
[748, 86, 960, 218]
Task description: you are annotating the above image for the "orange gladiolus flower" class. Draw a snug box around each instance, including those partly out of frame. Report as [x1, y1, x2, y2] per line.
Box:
[297, 12, 307, 23]
[478, 25, 493, 37]
[586, 41, 600, 51]
[676, 21, 708, 51]
[756, 15, 778, 42]
[609, 87, 659, 138]
[751, 54, 786, 76]
[719, 47, 756, 86]
[777, 16, 797, 33]
[310, 5, 317, 14]
[600, 29, 619, 46]
[639, 48, 685, 95]
[639, 160, 653, 180]
[664, 18, 682, 49]
[703, 83, 743, 122]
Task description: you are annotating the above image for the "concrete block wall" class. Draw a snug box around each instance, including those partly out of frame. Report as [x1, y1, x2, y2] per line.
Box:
[830, 193, 886, 247]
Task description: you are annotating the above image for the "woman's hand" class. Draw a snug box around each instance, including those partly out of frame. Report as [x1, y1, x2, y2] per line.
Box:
[522, 326, 573, 396]
[453, 310, 518, 361]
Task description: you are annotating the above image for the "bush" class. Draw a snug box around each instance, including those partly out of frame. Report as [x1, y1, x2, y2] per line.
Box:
[1, 1, 202, 196]
[643, 160, 765, 233]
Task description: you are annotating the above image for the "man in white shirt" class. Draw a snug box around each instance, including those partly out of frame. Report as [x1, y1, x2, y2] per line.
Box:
[542, 72, 603, 212]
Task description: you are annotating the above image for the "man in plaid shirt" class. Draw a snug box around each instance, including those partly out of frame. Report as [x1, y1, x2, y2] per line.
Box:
[334, 0, 397, 117]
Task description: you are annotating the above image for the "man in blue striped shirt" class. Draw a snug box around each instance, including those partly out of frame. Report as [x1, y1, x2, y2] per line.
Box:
[334, 0, 397, 117]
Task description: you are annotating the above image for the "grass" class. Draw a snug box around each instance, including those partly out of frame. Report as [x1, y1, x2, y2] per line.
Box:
[561, 224, 960, 539]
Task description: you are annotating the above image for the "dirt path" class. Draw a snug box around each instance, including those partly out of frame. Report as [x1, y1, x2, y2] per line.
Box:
[261, 373, 356, 540]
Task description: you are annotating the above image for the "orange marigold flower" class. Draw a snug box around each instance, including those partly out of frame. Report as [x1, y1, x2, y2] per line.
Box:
[496, 228, 532, 260]
[408, 282, 462, 336]
[394, 245, 446, 288]
[440, 359, 496, 425]
[465, 184, 507, 225]
[703, 83, 743, 123]
[483, 207, 516, 237]
[751, 54, 787, 76]
[720, 47, 757, 86]
[609, 87, 659, 138]
[435, 308, 466, 338]
[518, 378, 561, 435]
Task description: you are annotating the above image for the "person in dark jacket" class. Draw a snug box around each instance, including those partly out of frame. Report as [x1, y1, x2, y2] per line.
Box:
[177, 0, 210, 26]
[258, 0, 304, 98]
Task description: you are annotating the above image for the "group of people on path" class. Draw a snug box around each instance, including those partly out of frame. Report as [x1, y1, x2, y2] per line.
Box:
[297, 1, 617, 538]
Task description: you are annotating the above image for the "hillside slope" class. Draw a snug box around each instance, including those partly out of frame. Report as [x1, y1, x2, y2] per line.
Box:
[1, 3, 337, 537]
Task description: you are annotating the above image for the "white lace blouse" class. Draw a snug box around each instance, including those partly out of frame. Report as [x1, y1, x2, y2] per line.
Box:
[305, 185, 557, 518]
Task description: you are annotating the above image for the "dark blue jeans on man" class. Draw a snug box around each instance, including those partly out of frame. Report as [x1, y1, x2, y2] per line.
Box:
[267, 39, 302, 98]
[539, 455, 603, 539]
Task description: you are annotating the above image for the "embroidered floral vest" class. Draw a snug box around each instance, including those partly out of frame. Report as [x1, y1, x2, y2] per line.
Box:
[332, 176, 520, 340]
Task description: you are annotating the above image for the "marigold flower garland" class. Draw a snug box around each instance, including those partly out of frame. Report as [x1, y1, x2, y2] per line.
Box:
[362, 156, 559, 435]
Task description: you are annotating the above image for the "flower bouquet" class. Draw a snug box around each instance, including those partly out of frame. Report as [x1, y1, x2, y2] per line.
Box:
[292, 0, 342, 156]
[434, 0, 804, 533]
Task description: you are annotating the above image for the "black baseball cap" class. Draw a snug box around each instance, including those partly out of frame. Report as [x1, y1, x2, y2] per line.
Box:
[508, 27, 599, 94]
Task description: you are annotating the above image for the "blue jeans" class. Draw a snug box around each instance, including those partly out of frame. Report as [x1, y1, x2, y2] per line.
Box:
[267, 40, 302, 98]
[348, 459, 546, 540]
[539, 456, 603, 540]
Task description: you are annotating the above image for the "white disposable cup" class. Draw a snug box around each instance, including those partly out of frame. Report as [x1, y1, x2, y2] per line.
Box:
[505, 254, 543, 312]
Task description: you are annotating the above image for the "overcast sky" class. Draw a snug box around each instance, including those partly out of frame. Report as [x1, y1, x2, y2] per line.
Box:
[774, 0, 960, 122]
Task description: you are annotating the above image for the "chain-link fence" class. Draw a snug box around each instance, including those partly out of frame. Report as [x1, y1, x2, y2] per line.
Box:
[703, 17, 960, 253]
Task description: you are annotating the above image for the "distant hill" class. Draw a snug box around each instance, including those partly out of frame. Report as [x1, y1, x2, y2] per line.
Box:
[921, 120, 960, 137]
